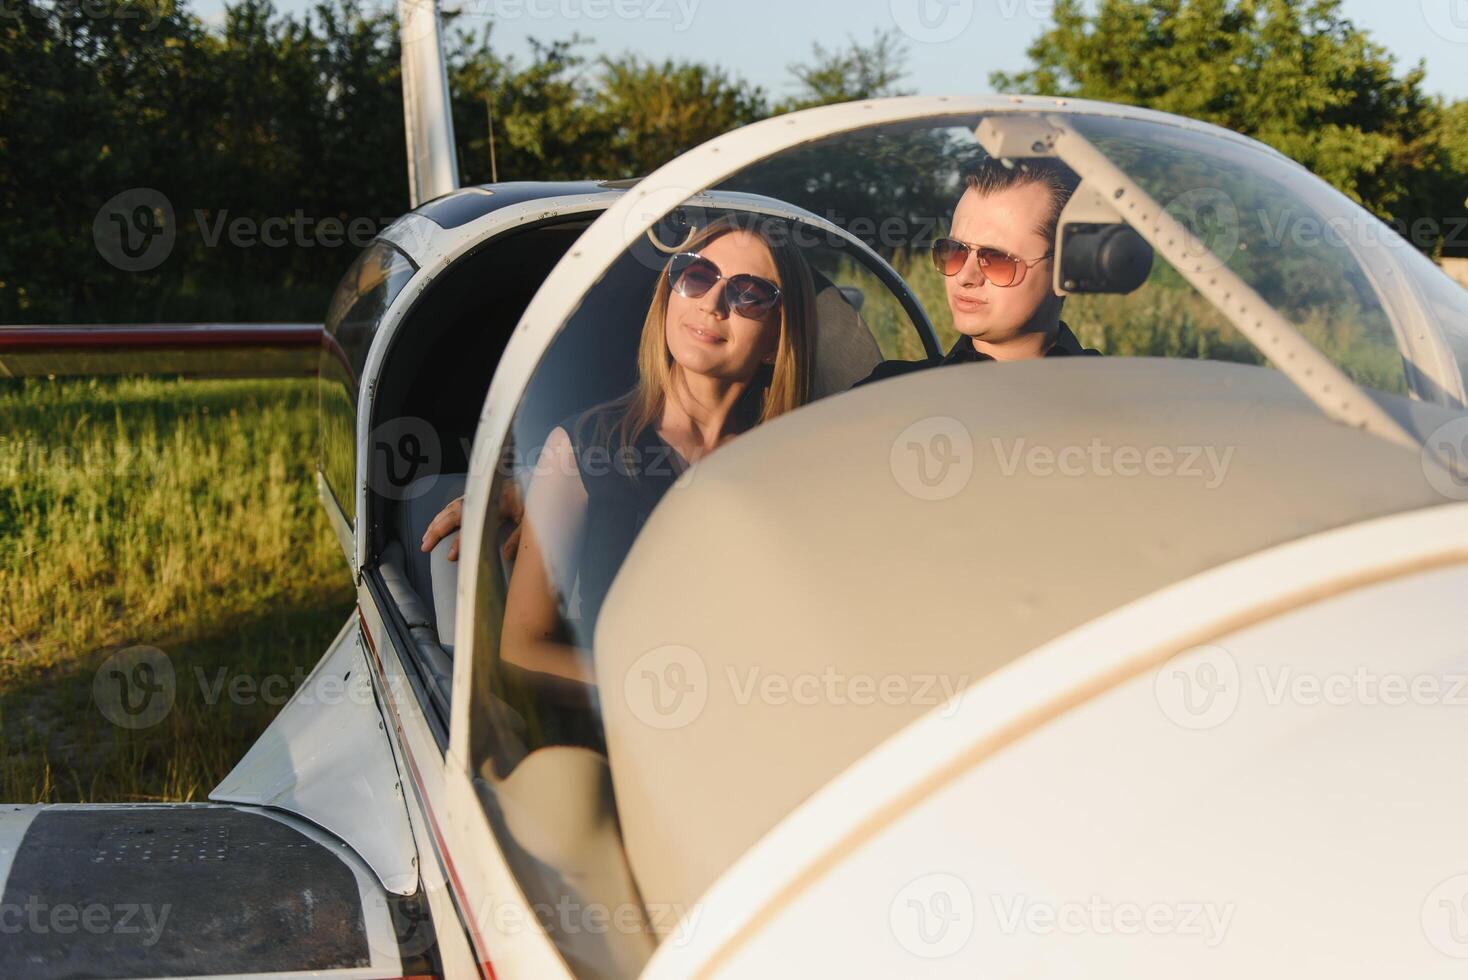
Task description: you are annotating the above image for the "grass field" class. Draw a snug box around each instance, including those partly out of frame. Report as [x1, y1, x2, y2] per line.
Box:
[0, 376, 354, 803]
[0, 279, 1414, 805]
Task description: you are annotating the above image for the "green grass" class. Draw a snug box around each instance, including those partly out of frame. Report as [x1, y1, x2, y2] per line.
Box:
[827, 248, 955, 360]
[0, 276, 1414, 804]
[0, 377, 355, 802]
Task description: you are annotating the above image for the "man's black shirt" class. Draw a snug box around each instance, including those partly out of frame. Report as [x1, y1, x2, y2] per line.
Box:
[857, 321, 1100, 387]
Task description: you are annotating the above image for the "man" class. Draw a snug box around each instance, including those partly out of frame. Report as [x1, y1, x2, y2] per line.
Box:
[860, 158, 1098, 386]
[427, 164, 1095, 560]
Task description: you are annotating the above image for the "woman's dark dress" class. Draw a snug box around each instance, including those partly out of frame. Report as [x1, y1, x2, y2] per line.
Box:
[558, 402, 689, 641]
[505, 391, 760, 755]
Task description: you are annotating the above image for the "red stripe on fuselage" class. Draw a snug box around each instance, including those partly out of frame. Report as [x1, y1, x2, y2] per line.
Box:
[0, 324, 323, 352]
[358, 611, 499, 980]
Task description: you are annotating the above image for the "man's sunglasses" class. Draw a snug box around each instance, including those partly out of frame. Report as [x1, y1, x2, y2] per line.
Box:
[930, 237, 1052, 287]
[667, 252, 782, 319]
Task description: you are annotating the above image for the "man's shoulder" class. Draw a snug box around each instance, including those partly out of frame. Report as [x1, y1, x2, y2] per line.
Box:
[1051, 321, 1102, 357]
[853, 356, 936, 388]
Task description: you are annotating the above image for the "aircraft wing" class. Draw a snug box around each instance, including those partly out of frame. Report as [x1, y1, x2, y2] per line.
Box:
[0, 801, 433, 978]
[0, 323, 322, 380]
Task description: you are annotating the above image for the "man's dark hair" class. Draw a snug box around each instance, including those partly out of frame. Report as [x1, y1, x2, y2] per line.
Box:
[962, 158, 1081, 246]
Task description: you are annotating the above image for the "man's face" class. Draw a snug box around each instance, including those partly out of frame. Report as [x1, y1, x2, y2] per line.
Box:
[944, 181, 1061, 345]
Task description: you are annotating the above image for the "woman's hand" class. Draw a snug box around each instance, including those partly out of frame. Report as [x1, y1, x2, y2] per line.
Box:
[419, 483, 525, 563]
[420, 496, 465, 561]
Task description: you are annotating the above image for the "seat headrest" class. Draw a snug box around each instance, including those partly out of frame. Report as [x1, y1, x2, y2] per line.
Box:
[808, 272, 883, 399]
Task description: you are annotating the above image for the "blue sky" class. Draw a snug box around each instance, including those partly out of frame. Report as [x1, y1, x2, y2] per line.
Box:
[194, 0, 1468, 101]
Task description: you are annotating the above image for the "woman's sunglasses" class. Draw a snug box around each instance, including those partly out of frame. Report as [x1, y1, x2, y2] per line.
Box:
[667, 252, 782, 319]
[930, 237, 1052, 287]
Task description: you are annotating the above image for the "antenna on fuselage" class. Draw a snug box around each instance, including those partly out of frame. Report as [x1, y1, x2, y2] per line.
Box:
[398, 0, 460, 207]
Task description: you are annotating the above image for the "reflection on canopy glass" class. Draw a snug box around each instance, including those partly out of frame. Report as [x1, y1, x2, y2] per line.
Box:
[465, 188, 943, 973]
[1069, 114, 1407, 392]
[460, 107, 1468, 979]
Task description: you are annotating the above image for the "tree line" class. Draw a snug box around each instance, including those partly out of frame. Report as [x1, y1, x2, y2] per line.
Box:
[2, 0, 1465, 324]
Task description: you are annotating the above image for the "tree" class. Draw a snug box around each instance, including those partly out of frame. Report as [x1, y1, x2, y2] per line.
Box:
[719, 29, 960, 256]
[449, 30, 608, 184]
[1435, 99, 1468, 179]
[783, 28, 911, 111]
[12, 0, 1462, 323]
[449, 27, 769, 184]
[594, 55, 768, 177]
[1, 0, 409, 323]
[992, 0, 1459, 249]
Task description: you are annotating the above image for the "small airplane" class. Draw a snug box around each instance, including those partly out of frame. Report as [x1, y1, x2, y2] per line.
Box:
[5, 4, 1468, 979]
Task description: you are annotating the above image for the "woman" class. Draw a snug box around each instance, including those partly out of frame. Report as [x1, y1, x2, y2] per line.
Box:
[421, 215, 816, 685]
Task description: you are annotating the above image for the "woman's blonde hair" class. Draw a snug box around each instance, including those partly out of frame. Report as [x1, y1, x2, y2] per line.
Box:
[592, 214, 815, 454]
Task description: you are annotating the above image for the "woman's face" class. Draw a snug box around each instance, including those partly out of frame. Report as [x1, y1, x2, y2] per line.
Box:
[663, 230, 782, 384]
